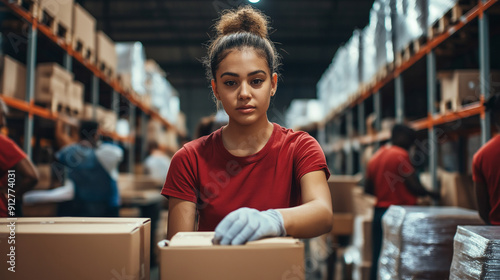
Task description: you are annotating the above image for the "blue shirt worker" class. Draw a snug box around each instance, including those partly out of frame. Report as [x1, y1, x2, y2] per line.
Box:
[55, 119, 123, 217]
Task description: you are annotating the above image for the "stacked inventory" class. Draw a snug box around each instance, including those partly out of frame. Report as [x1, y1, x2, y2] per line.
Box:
[379, 206, 484, 280]
[35, 63, 75, 114]
[450, 226, 500, 280]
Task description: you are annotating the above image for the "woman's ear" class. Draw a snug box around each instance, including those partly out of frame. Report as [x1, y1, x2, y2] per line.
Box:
[270, 73, 278, 96]
[211, 79, 220, 100]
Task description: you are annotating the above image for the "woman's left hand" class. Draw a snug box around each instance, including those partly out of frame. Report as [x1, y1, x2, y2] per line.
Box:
[213, 207, 286, 245]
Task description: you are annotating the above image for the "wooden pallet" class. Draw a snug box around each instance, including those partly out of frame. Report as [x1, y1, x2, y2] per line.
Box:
[428, 1, 476, 39]
[394, 37, 426, 67]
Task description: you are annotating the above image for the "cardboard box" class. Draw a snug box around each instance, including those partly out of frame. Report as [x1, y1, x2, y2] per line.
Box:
[69, 80, 84, 115]
[22, 203, 58, 217]
[0, 55, 26, 100]
[353, 215, 373, 263]
[352, 187, 375, 217]
[118, 173, 164, 191]
[36, 62, 74, 83]
[72, 3, 96, 62]
[33, 164, 51, 190]
[328, 175, 361, 213]
[438, 70, 500, 112]
[96, 30, 117, 77]
[34, 76, 66, 110]
[38, 0, 74, 36]
[0, 217, 151, 280]
[331, 213, 354, 236]
[440, 171, 477, 210]
[158, 232, 304, 280]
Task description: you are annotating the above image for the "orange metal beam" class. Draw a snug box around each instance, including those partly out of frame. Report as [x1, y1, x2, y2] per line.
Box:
[0, 0, 179, 135]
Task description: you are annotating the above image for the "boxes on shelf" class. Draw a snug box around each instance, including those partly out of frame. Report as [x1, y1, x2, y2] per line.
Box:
[0, 217, 151, 280]
[35, 63, 74, 113]
[68, 81, 84, 117]
[96, 31, 117, 79]
[440, 171, 477, 210]
[438, 70, 500, 113]
[450, 226, 500, 280]
[158, 232, 304, 280]
[0, 55, 26, 100]
[379, 206, 484, 280]
[82, 104, 117, 133]
[38, 0, 74, 44]
[72, 3, 96, 62]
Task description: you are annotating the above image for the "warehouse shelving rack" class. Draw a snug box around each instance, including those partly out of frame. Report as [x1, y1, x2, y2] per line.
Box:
[311, 0, 498, 192]
[0, 0, 181, 172]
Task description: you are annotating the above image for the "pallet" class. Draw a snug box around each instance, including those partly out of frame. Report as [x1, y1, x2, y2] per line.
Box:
[394, 37, 426, 68]
[439, 96, 479, 114]
[37, 7, 72, 45]
[428, 1, 475, 39]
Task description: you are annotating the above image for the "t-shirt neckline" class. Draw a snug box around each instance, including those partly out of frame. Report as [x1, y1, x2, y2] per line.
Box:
[215, 123, 278, 164]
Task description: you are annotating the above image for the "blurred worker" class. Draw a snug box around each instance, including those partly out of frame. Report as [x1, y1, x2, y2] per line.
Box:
[144, 141, 171, 182]
[0, 98, 39, 217]
[473, 93, 500, 225]
[55, 119, 123, 217]
[365, 124, 440, 280]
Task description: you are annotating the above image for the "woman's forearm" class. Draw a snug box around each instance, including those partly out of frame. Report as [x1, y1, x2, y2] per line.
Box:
[278, 200, 333, 238]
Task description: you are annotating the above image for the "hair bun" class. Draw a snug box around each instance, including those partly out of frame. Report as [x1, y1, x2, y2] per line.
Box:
[216, 6, 269, 38]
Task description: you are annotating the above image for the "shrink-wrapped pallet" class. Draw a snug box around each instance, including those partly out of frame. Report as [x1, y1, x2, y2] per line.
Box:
[391, 0, 426, 53]
[450, 226, 500, 280]
[116, 42, 147, 95]
[378, 206, 484, 280]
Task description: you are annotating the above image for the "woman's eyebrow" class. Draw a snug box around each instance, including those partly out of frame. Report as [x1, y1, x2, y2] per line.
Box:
[220, 72, 238, 78]
[248, 70, 266, 76]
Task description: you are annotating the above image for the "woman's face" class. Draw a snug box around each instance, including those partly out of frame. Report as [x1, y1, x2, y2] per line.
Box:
[211, 48, 277, 127]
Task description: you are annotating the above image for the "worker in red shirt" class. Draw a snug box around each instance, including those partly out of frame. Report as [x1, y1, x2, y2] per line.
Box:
[365, 124, 439, 280]
[0, 98, 38, 217]
[473, 93, 500, 225]
[162, 6, 333, 245]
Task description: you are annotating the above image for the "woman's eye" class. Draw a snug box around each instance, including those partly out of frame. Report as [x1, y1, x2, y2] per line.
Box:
[252, 79, 263, 85]
[224, 81, 236, 86]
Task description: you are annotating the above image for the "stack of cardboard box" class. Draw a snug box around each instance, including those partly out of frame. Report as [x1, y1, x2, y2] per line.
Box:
[82, 103, 117, 133]
[0, 55, 26, 100]
[38, 0, 74, 44]
[35, 63, 74, 113]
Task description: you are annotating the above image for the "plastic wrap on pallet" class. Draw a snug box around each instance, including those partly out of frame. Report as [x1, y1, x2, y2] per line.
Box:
[428, 0, 458, 27]
[145, 61, 172, 110]
[345, 30, 361, 95]
[317, 63, 335, 116]
[378, 206, 484, 280]
[450, 226, 500, 280]
[361, 4, 379, 83]
[116, 42, 147, 95]
[160, 95, 180, 124]
[375, 0, 394, 71]
[392, 0, 426, 53]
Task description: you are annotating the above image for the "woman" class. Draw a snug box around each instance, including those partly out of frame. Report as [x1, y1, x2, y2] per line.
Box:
[161, 6, 333, 245]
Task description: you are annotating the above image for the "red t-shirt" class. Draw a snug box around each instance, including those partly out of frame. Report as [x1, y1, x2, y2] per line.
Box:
[161, 123, 330, 231]
[367, 145, 417, 208]
[0, 135, 27, 217]
[472, 135, 500, 225]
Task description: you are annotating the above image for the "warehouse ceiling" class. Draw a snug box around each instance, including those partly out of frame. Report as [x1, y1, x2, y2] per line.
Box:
[80, 0, 373, 126]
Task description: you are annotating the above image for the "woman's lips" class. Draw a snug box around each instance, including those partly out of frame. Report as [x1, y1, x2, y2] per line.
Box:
[237, 106, 256, 113]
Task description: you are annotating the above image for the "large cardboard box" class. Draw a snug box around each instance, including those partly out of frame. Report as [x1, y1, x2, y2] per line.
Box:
[96, 30, 117, 78]
[438, 70, 500, 112]
[38, 0, 74, 39]
[331, 213, 354, 236]
[0, 217, 151, 280]
[118, 173, 164, 191]
[0, 55, 26, 100]
[72, 3, 96, 62]
[69, 80, 84, 116]
[158, 232, 305, 280]
[440, 171, 477, 210]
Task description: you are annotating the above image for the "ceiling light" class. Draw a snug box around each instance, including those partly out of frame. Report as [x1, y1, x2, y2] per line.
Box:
[249, 0, 260, 3]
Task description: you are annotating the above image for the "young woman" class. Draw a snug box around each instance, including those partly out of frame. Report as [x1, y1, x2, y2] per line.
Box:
[161, 6, 333, 245]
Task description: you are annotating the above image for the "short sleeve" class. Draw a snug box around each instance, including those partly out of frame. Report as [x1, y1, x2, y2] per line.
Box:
[293, 133, 330, 180]
[161, 147, 198, 203]
[472, 152, 485, 183]
[0, 135, 26, 171]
